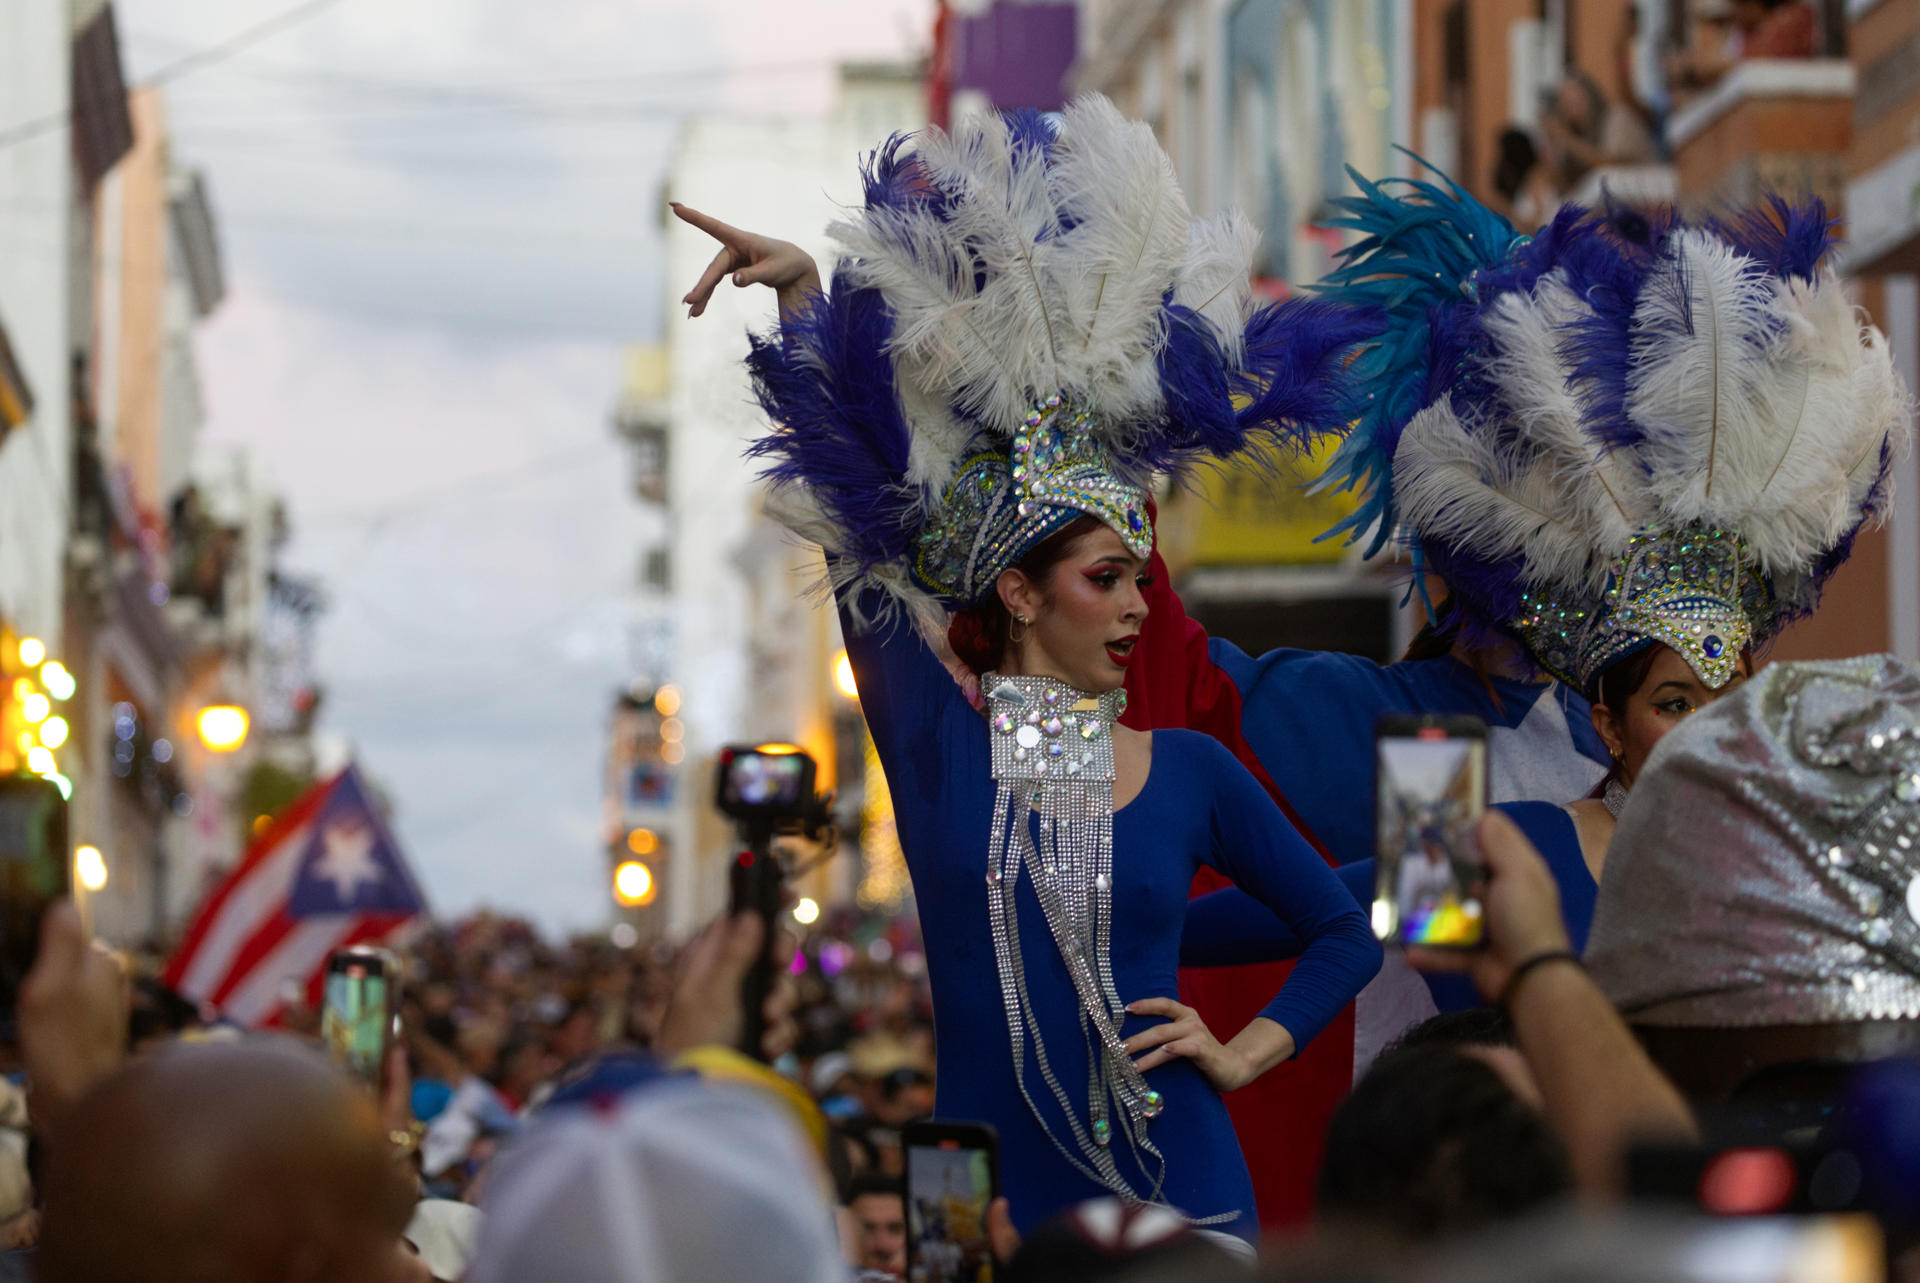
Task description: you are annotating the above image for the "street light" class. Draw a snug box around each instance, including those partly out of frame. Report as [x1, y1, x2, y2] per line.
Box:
[793, 896, 821, 925]
[39, 662, 74, 701]
[16, 638, 43, 668]
[613, 860, 656, 907]
[833, 649, 858, 700]
[626, 828, 658, 856]
[654, 685, 681, 717]
[75, 846, 107, 892]
[196, 705, 249, 752]
[38, 716, 68, 749]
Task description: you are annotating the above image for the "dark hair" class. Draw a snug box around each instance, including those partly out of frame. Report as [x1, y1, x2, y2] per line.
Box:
[845, 1172, 905, 1207]
[878, 1066, 932, 1099]
[1390, 1007, 1516, 1052]
[1594, 644, 1664, 717]
[1317, 1042, 1572, 1242]
[1594, 641, 1754, 717]
[1399, 593, 1457, 663]
[947, 514, 1105, 675]
[1492, 127, 1540, 202]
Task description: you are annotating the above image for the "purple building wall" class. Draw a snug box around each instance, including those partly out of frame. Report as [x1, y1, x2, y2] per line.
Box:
[949, 2, 1078, 112]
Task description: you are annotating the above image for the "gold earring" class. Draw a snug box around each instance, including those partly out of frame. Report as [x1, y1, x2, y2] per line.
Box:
[1009, 613, 1030, 644]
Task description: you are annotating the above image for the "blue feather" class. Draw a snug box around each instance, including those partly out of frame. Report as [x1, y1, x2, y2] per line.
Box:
[745, 271, 919, 580]
[1311, 159, 1524, 553]
[1709, 194, 1836, 283]
[1143, 296, 1380, 476]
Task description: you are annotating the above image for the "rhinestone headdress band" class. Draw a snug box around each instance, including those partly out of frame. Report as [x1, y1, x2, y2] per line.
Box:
[1515, 526, 1768, 697]
[914, 395, 1153, 606]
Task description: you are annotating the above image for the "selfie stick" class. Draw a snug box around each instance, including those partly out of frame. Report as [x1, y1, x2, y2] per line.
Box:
[729, 815, 784, 1061]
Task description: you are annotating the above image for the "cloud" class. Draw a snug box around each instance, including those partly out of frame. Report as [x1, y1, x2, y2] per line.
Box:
[118, 0, 929, 935]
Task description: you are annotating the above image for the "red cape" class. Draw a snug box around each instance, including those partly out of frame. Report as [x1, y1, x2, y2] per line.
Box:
[1120, 544, 1353, 1228]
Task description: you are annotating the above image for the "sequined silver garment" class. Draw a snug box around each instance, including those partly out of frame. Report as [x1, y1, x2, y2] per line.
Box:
[1586, 655, 1920, 1026]
[981, 673, 1170, 1206]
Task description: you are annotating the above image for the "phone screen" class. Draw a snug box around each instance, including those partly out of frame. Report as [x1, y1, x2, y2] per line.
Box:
[722, 751, 809, 810]
[905, 1136, 996, 1283]
[0, 778, 69, 1018]
[1373, 723, 1488, 948]
[321, 957, 390, 1085]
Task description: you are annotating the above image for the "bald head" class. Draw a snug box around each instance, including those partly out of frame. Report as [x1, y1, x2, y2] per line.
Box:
[39, 1039, 417, 1283]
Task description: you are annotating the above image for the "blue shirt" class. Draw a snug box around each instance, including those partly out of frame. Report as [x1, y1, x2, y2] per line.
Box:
[1181, 800, 1598, 1011]
[845, 600, 1381, 1239]
[1208, 644, 1611, 866]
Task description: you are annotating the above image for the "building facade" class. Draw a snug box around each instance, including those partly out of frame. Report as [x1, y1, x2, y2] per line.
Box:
[622, 64, 925, 935]
[0, 4, 297, 944]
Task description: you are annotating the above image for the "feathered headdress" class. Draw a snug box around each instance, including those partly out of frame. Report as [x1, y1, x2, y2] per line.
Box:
[746, 96, 1377, 629]
[1314, 170, 1913, 696]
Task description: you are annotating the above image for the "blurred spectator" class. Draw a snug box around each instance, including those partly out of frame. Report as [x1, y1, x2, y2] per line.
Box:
[467, 1074, 844, 1282]
[1586, 656, 1920, 1111]
[872, 1065, 934, 1127]
[37, 1040, 422, 1283]
[1667, 0, 1817, 95]
[1539, 69, 1656, 191]
[1409, 811, 1695, 1193]
[1317, 1010, 1573, 1245]
[844, 1172, 907, 1279]
[1001, 1199, 1244, 1282]
[1490, 128, 1558, 229]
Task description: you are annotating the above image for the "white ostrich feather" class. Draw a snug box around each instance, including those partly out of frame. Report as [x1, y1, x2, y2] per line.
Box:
[1171, 210, 1260, 360]
[896, 375, 977, 496]
[1730, 274, 1901, 569]
[829, 116, 1063, 436]
[1627, 228, 1794, 531]
[765, 482, 945, 635]
[1047, 95, 1191, 426]
[832, 200, 1009, 428]
[1477, 271, 1644, 557]
[1394, 398, 1606, 590]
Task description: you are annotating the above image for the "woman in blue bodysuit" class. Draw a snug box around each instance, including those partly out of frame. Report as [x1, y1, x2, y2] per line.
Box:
[674, 100, 1381, 1240]
[1173, 175, 1906, 1010]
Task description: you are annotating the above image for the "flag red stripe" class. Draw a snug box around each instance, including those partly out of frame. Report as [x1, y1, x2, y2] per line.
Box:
[295, 913, 416, 1010]
[163, 764, 423, 1029]
[162, 777, 337, 989]
[206, 910, 300, 1008]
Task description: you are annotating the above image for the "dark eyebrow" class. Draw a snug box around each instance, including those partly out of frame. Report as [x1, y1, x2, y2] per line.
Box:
[1085, 556, 1134, 569]
[1650, 681, 1694, 697]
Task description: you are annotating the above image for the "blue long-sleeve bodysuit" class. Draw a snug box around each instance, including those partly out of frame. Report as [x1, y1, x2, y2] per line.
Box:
[844, 597, 1381, 1240]
[1181, 800, 1599, 1010]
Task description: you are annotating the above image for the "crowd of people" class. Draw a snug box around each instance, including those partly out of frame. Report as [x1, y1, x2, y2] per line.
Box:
[1, 53, 1916, 1283]
[6, 658, 1920, 1283]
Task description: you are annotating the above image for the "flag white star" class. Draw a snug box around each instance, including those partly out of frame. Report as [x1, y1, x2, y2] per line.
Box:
[313, 822, 383, 902]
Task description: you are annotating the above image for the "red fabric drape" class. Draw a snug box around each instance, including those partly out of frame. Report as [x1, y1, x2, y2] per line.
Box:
[1121, 535, 1353, 1229]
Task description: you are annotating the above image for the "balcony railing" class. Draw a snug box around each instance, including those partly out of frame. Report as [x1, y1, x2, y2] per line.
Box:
[1669, 58, 1855, 209]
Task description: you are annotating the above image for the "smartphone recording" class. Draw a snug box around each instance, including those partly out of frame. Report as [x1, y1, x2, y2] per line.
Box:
[0, 777, 69, 1027]
[904, 1120, 999, 1283]
[321, 946, 396, 1087]
[1373, 716, 1489, 949]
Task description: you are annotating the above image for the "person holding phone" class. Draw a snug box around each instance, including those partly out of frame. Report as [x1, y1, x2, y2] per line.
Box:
[676, 98, 1381, 1243]
[1167, 176, 1908, 984]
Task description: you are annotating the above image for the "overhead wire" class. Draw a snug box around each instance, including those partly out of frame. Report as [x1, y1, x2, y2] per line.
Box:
[0, 0, 352, 151]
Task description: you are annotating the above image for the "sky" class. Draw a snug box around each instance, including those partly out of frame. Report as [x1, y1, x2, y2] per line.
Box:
[119, 0, 930, 934]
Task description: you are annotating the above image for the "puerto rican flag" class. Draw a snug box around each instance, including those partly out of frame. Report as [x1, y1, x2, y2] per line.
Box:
[164, 764, 426, 1026]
